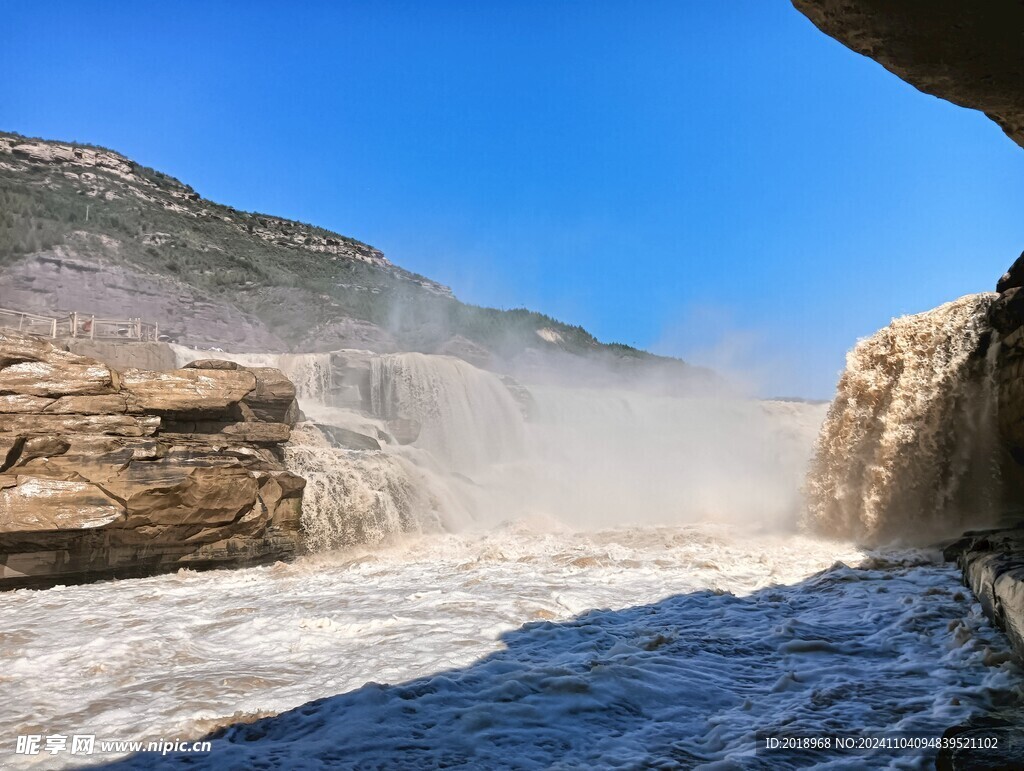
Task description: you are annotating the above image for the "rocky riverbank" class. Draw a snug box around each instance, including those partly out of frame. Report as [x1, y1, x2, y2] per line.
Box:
[945, 526, 1024, 659]
[0, 330, 304, 589]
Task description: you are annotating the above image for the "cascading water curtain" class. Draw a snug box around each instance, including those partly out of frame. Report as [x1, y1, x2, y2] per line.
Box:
[805, 293, 1001, 544]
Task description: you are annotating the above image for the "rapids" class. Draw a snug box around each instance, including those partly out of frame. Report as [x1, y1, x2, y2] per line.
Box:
[1, 528, 1018, 769]
[0, 343, 1017, 768]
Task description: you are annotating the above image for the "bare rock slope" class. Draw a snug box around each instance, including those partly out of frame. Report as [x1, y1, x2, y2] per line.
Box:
[0, 330, 304, 589]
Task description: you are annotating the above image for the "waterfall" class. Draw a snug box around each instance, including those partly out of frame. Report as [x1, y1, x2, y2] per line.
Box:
[171, 345, 460, 550]
[370, 353, 525, 473]
[284, 424, 468, 551]
[171, 346, 332, 403]
[805, 293, 1001, 544]
[276, 354, 332, 404]
[174, 344, 828, 552]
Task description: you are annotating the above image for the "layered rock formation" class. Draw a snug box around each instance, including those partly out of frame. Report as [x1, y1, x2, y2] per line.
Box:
[945, 526, 1024, 660]
[792, 0, 1024, 150]
[0, 331, 304, 589]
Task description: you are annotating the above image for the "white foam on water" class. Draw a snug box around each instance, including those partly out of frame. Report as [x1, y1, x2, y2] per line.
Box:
[0, 526, 1018, 769]
[284, 423, 472, 551]
[0, 341, 1006, 768]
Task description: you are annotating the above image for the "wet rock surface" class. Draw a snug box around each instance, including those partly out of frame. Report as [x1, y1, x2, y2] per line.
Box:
[945, 526, 1024, 660]
[0, 330, 305, 589]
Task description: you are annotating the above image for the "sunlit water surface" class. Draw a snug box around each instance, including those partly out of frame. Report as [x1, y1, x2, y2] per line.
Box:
[0, 523, 1018, 769]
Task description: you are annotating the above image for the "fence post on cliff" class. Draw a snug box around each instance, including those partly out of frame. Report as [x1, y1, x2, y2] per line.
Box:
[70, 312, 78, 338]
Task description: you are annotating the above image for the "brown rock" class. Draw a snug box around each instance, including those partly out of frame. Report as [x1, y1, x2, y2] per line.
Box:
[183, 359, 241, 370]
[181, 361, 299, 424]
[13, 436, 71, 466]
[0, 438, 20, 468]
[0, 413, 160, 437]
[44, 394, 129, 414]
[257, 472, 305, 531]
[241, 367, 299, 425]
[121, 367, 256, 415]
[0, 476, 125, 532]
[0, 332, 119, 398]
[0, 330, 306, 589]
[112, 466, 258, 527]
[0, 395, 55, 413]
[792, 1, 1024, 151]
[0, 329, 72, 367]
[220, 421, 292, 444]
[10, 436, 162, 479]
[0, 360, 116, 397]
[316, 424, 382, 451]
[162, 421, 292, 445]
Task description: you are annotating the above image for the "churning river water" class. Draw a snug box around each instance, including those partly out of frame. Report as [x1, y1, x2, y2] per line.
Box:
[0, 524, 1019, 769]
[2, 325, 1023, 768]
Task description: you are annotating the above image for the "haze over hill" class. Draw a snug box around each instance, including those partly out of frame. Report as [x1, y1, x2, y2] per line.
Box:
[0, 130, 714, 390]
[0, 132, 720, 391]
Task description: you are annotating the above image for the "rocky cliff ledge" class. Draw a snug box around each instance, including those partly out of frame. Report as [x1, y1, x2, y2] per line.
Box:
[0, 330, 304, 589]
[792, 1, 1024, 150]
[945, 527, 1024, 659]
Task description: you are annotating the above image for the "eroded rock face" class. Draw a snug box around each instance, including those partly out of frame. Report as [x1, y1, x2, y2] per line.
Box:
[792, 1, 1024, 150]
[0, 330, 305, 589]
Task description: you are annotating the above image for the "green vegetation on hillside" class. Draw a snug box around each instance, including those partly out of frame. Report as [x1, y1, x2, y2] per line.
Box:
[0, 131, 676, 367]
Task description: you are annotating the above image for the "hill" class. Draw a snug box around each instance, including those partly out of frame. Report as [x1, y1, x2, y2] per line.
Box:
[0, 130, 712, 388]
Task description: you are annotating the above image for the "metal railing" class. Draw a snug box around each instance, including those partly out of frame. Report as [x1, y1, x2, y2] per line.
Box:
[0, 307, 160, 342]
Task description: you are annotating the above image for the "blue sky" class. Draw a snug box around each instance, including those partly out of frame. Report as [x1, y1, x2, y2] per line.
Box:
[3, 1, 1023, 397]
